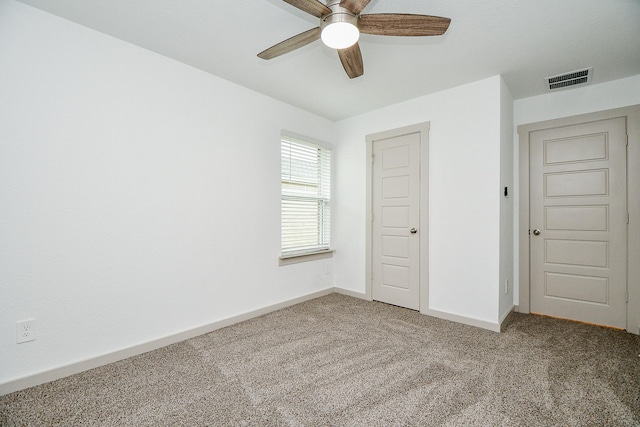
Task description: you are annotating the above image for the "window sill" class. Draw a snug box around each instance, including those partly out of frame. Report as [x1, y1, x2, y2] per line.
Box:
[279, 250, 334, 266]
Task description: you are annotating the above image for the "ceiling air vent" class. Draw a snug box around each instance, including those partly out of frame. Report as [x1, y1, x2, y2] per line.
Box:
[545, 67, 593, 91]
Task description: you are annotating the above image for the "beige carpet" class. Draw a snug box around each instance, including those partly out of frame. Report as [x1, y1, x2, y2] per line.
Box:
[2, 293, 639, 426]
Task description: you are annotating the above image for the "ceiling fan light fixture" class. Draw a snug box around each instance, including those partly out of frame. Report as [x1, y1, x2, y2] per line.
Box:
[320, 8, 359, 50]
[321, 21, 359, 49]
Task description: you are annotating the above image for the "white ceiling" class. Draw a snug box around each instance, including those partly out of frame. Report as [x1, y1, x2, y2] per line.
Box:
[16, 0, 640, 121]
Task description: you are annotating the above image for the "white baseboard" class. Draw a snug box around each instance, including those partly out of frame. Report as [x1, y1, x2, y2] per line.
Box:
[0, 289, 510, 395]
[333, 287, 368, 300]
[499, 305, 515, 325]
[0, 288, 335, 396]
[421, 308, 501, 333]
[337, 289, 503, 332]
[499, 305, 517, 332]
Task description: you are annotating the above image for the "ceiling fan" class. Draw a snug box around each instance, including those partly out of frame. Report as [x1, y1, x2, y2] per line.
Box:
[257, 0, 451, 79]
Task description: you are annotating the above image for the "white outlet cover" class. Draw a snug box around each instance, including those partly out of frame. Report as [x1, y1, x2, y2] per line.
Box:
[16, 319, 35, 344]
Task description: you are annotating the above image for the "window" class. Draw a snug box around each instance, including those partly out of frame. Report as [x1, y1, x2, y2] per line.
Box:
[281, 134, 331, 258]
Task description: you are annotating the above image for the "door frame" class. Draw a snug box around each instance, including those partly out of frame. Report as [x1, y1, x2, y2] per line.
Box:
[518, 105, 640, 334]
[365, 122, 430, 312]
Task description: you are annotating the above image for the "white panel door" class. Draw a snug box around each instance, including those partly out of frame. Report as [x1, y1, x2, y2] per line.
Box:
[372, 132, 420, 310]
[530, 117, 627, 328]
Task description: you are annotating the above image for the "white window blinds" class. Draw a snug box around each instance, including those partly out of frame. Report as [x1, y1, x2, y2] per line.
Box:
[281, 135, 331, 256]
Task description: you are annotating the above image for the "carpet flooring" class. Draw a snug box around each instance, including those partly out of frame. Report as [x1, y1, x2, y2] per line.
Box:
[1, 293, 639, 426]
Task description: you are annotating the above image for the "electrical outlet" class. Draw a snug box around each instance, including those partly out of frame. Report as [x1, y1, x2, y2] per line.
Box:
[16, 319, 35, 344]
[504, 279, 509, 294]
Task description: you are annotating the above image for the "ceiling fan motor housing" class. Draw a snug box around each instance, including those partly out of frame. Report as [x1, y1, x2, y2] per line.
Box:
[320, 1, 359, 31]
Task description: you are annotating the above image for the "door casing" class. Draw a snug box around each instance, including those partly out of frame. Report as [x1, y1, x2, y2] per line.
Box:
[366, 122, 430, 312]
[518, 105, 640, 334]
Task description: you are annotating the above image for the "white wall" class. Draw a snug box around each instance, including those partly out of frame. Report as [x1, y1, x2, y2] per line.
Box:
[514, 75, 640, 126]
[0, 0, 336, 388]
[513, 75, 640, 303]
[499, 79, 515, 320]
[335, 76, 504, 326]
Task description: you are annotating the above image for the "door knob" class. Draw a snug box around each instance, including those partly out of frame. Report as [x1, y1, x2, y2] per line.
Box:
[533, 229, 541, 236]
[410, 228, 417, 234]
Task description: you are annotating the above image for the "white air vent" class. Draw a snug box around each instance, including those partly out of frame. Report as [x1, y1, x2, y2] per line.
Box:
[545, 67, 593, 91]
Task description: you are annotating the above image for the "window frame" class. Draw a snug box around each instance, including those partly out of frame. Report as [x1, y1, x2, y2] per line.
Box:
[279, 131, 334, 264]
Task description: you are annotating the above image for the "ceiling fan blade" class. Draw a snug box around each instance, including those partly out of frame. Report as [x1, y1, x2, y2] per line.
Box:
[340, 0, 372, 15]
[282, 0, 331, 18]
[258, 27, 321, 60]
[337, 43, 364, 79]
[359, 14, 451, 36]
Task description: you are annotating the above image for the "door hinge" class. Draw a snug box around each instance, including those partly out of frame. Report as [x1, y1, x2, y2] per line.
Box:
[628, 213, 630, 224]
[626, 134, 629, 146]
[626, 290, 629, 303]
[371, 154, 375, 164]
